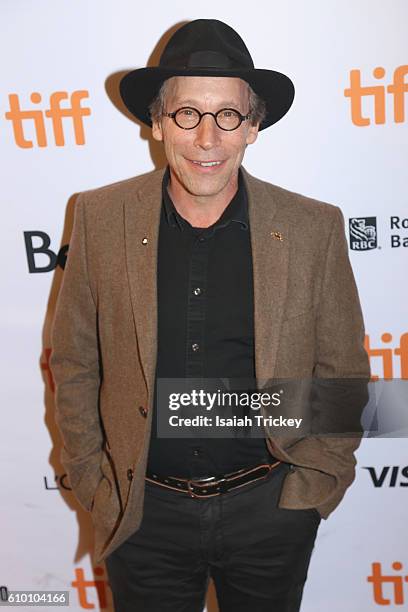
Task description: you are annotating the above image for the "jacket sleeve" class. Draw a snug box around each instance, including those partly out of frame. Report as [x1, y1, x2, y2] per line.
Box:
[50, 192, 103, 512]
[314, 206, 370, 380]
[312, 205, 371, 518]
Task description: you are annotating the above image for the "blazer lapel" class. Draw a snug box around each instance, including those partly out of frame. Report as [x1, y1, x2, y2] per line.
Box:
[242, 167, 290, 386]
[123, 169, 165, 400]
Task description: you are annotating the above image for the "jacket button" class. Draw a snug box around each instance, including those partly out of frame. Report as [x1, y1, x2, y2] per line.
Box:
[127, 468, 134, 481]
[139, 406, 148, 418]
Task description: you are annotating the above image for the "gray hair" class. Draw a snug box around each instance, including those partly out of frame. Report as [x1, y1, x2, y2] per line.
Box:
[148, 77, 267, 127]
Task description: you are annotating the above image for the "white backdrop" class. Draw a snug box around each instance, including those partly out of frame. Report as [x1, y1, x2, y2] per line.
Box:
[1, 1, 407, 610]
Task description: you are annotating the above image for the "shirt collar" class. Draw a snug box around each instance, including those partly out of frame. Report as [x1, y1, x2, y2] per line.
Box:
[162, 165, 249, 232]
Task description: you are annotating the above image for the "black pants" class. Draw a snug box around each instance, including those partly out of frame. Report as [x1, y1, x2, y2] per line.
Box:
[105, 462, 321, 612]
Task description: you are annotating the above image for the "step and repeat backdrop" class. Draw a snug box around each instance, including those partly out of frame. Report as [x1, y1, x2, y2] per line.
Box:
[1, 1, 407, 610]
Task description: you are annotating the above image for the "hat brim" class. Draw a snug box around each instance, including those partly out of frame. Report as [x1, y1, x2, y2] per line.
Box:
[119, 66, 295, 131]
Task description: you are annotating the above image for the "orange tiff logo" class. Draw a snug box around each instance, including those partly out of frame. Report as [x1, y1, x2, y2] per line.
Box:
[368, 562, 408, 605]
[4, 90, 91, 147]
[365, 333, 408, 381]
[72, 566, 111, 609]
[344, 65, 408, 125]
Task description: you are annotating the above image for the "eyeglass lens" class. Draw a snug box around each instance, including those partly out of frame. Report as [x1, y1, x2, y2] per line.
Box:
[174, 108, 243, 130]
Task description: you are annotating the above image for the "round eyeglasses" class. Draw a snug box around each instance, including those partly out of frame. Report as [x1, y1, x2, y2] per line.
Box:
[163, 107, 251, 131]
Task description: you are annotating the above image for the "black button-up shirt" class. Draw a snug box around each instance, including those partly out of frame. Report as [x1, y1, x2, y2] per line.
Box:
[146, 166, 272, 477]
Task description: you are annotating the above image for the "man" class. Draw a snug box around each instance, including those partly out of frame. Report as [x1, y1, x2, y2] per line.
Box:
[50, 19, 370, 612]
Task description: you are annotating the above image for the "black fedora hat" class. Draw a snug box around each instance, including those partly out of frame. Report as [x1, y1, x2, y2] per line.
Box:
[119, 19, 295, 131]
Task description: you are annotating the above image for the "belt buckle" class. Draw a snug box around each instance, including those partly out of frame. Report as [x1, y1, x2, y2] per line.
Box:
[187, 474, 216, 498]
[187, 476, 225, 498]
[186, 479, 198, 498]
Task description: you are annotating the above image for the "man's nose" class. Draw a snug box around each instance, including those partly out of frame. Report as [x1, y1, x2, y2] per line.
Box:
[193, 114, 221, 150]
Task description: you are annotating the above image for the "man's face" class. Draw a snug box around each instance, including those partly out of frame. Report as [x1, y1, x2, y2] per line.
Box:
[152, 76, 259, 200]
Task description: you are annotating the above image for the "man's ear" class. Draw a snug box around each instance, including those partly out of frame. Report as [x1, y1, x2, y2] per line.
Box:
[246, 122, 259, 146]
[152, 119, 163, 142]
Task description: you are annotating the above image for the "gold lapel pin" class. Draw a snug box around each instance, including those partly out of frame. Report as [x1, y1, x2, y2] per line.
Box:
[271, 231, 283, 241]
[141, 236, 148, 245]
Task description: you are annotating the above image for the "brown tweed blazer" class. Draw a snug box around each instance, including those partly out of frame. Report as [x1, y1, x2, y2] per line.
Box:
[50, 166, 370, 565]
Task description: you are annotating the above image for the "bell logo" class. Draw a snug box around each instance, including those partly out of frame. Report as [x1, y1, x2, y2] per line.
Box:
[364, 333, 408, 381]
[344, 65, 408, 126]
[367, 562, 408, 605]
[4, 90, 91, 148]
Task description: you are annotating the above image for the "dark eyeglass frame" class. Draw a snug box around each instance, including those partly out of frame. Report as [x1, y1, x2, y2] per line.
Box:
[163, 106, 251, 131]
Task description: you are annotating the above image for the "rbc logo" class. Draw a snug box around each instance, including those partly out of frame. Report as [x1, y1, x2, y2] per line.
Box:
[349, 217, 377, 251]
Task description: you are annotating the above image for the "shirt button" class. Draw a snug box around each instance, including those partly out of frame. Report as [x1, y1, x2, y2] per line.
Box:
[191, 343, 200, 352]
[199, 236, 205, 242]
[193, 449, 200, 456]
[139, 406, 148, 417]
[193, 287, 202, 296]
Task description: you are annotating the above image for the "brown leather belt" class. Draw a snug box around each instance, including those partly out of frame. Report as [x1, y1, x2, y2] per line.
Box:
[145, 460, 282, 498]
